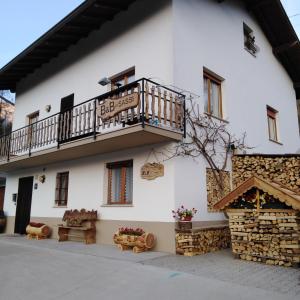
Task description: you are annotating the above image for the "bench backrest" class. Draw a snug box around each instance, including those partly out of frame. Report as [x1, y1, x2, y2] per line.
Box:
[62, 209, 97, 227]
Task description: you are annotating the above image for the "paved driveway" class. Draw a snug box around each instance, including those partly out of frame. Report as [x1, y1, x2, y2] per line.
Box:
[0, 235, 299, 300]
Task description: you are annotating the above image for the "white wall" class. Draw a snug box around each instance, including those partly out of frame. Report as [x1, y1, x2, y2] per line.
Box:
[173, 0, 300, 153]
[172, 0, 300, 222]
[13, 0, 173, 130]
[5, 0, 300, 224]
[4, 144, 175, 222]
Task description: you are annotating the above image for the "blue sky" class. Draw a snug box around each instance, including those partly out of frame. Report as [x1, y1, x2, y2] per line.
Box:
[0, 0, 299, 69]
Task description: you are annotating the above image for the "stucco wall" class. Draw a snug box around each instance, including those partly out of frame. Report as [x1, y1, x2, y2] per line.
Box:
[172, 0, 300, 223]
[13, 0, 173, 130]
[4, 144, 175, 222]
[3, 0, 300, 227]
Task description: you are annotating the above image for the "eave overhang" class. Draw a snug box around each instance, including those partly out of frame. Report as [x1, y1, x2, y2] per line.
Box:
[0, 0, 136, 92]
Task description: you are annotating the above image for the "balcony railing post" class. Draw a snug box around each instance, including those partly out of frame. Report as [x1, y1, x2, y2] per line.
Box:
[93, 98, 97, 140]
[142, 79, 145, 128]
[183, 97, 186, 138]
[7, 134, 11, 162]
[57, 113, 61, 149]
[28, 124, 33, 157]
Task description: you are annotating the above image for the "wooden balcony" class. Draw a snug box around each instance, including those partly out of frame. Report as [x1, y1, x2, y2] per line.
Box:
[0, 79, 185, 172]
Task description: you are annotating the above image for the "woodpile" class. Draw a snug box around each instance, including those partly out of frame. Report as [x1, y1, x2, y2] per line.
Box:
[232, 155, 300, 193]
[175, 226, 231, 256]
[206, 168, 231, 212]
[229, 210, 300, 267]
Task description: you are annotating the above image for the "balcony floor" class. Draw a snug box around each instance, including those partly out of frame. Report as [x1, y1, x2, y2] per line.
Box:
[0, 124, 182, 172]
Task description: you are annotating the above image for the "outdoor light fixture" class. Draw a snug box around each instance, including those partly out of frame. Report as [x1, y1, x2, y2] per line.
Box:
[98, 77, 111, 86]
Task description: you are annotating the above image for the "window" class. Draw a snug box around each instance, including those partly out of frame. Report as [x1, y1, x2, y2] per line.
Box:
[110, 67, 135, 90]
[203, 70, 223, 119]
[267, 106, 279, 142]
[107, 160, 133, 204]
[243, 23, 258, 56]
[27, 111, 39, 125]
[55, 172, 69, 206]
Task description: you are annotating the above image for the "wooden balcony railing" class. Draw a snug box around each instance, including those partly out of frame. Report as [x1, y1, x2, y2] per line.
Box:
[0, 78, 186, 162]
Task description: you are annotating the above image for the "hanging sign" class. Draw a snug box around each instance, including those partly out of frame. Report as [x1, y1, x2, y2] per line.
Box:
[141, 162, 164, 180]
[96, 92, 139, 121]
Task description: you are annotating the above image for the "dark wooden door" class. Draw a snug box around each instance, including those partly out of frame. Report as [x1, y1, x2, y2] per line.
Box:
[14, 176, 33, 234]
[0, 186, 5, 210]
[59, 94, 74, 143]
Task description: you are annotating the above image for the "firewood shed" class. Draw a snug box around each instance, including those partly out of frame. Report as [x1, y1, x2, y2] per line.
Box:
[214, 176, 300, 267]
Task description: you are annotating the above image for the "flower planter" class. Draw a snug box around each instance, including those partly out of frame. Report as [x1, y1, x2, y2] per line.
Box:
[113, 232, 156, 253]
[26, 222, 51, 240]
[178, 220, 192, 230]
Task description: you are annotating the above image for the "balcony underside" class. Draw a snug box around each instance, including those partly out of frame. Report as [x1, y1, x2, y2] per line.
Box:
[0, 124, 181, 172]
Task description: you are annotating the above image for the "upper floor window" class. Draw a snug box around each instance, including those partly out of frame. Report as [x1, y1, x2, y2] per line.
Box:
[243, 23, 259, 56]
[27, 111, 39, 125]
[110, 67, 135, 90]
[267, 106, 279, 142]
[106, 160, 133, 205]
[203, 70, 223, 119]
[55, 172, 69, 206]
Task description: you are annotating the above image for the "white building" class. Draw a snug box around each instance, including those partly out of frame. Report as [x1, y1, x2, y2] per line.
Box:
[0, 0, 299, 252]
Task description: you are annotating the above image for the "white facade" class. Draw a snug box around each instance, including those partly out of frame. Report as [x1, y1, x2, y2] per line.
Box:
[2, 0, 300, 250]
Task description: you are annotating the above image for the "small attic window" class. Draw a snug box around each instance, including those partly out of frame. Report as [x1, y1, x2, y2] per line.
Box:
[243, 23, 259, 56]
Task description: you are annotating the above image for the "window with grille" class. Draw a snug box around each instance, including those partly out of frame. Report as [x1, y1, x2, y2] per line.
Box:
[203, 70, 223, 119]
[55, 172, 69, 206]
[107, 160, 133, 204]
[267, 106, 279, 142]
[243, 23, 259, 56]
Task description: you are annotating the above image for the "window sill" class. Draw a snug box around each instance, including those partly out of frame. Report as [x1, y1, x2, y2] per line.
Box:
[269, 139, 283, 145]
[204, 113, 229, 124]
[53, 205, 68, 208]
[101, 204, 134, 207]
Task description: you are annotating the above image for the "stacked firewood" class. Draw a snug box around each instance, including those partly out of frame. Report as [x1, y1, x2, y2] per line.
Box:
[176, 226, 231, 256]
[232, 155, 300, 193]
[229, 210, 300, 267]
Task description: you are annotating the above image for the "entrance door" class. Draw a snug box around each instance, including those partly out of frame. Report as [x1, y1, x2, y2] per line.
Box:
[0, 186, 5, 210]
[14, 176, 34, 234]
[59, 94, 74, 143]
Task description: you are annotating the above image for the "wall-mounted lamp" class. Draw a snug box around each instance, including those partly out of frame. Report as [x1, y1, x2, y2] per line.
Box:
[45, 105, 51, 112]
[38, 175, 46, 183]
[98, 77, 111, 86]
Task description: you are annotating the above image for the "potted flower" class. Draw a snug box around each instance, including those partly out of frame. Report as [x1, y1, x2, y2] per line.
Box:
[172, 206, 197, 230]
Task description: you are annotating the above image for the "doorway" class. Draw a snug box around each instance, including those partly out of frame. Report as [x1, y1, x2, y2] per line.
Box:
[14, 176, 34, 234]
[59, 94, 74, 143]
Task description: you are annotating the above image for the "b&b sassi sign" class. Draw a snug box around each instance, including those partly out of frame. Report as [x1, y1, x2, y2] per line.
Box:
[96, 92, 139, 120]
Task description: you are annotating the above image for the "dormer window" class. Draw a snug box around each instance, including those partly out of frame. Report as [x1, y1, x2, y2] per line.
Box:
[243, 23, 259, 56]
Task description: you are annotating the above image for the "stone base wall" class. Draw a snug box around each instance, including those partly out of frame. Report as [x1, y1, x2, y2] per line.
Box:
[232, 154, 300, 192]
[175, 225, 231, 256]
[4, 216, 176, 253]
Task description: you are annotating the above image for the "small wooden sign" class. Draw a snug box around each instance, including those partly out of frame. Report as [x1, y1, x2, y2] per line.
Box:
[96, 92, 139, 120]
[141, 163, 164, 180]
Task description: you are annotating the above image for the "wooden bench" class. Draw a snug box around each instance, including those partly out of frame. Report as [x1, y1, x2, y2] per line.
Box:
[58, 209, 98, 244]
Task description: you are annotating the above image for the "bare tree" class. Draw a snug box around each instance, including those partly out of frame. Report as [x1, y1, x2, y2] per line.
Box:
[163, 96, 251, 192]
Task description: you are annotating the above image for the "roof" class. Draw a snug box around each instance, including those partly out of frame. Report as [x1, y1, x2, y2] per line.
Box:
[213, 176, 300, 211]
[0, 95, 14, 106]
[0, 0, 136, 92]
[0, 0, 300, 96]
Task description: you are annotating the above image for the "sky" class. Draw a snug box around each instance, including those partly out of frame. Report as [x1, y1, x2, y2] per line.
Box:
[0, 0, 299, 69]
